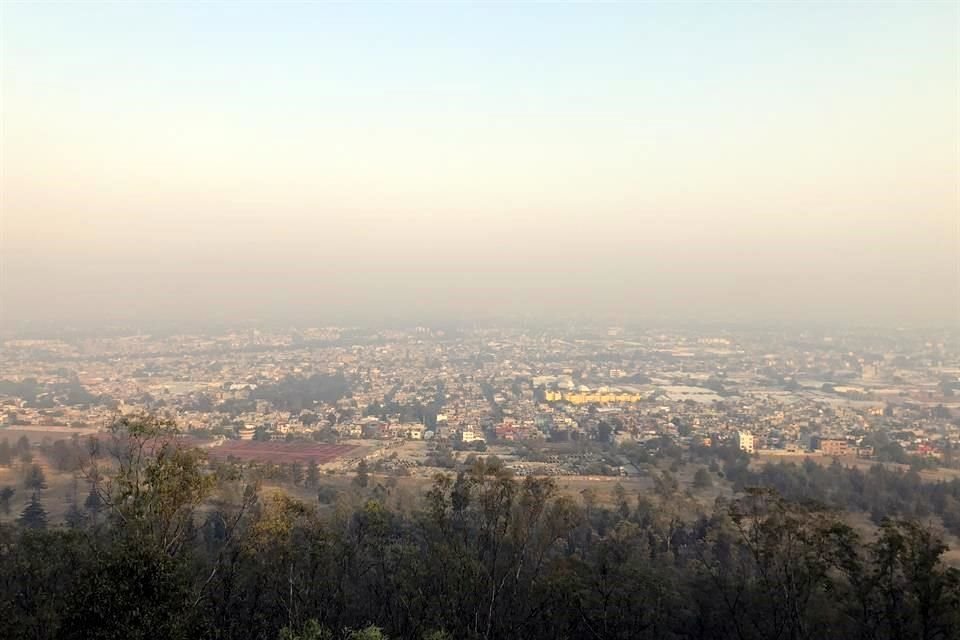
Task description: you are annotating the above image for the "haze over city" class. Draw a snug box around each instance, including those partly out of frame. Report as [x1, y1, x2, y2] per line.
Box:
[1, 2, 957, 329]
[5, 4, 960, 640]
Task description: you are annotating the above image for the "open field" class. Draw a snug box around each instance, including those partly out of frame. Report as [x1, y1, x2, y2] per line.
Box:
[203, 440, 365, 465]
[0, 425, 99, 444]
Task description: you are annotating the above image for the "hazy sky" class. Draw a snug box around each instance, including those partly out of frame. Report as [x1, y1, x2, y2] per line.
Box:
[1, 2, 957, 329]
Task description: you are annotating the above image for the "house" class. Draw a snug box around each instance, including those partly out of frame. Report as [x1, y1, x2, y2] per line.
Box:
[737, 431, 755, 454]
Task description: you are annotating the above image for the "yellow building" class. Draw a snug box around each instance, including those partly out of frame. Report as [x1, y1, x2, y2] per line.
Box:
[544, 390, 645, 405]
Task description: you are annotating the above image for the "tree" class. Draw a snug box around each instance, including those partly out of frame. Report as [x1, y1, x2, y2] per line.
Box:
[15, 435, 30, 455]
[49, 439, 78, 472]
[317, 486, 338, 505]
[23, 462, 47, 491]
[0, 438, 11, 466]
[18, 493, 48, 529]
[0, 485, 14, 515]
[278, 619, 333, 640]
[653, 470, 679, 499]
[346, 627, 388, 640]
[353, 459, 370, 488]
[86, 434, 101, 459]
[84, 483, 104, 520]
[597, 420, 613, 443]
[870, 519, 960, 640]
[90, 412, 217, 554]
[306, 459, 320, 489]
[3, 409, 960, 640]
[65, 501, 87, 528]
[694, 467, 713, 489]
[291, 461, 305, 486]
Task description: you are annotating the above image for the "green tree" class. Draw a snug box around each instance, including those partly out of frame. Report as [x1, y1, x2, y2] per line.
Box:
[18, 492, 48, 529]
[94, 412, 217, 553]
[23, 462, 47, 491]
[65, 501, 87, 529]
[291, 461, 305, 486]
[346, 626, 388, 640]
[694, 467, 713, 489]
[0, 485, 14, 515]
[278, 619, 332, 640]
[871, 519, 960, 640]
[353, 459, 370, 488]
[0, 438, 11, 466]
[306, 459, 320, 489]
[84, 483, 103, 521]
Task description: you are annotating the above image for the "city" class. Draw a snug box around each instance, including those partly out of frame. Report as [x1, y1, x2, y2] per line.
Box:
[2, 325, 958, 486]
[2, 1, 958, 638]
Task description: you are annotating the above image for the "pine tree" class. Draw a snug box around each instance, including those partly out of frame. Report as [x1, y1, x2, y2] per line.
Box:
[694, 467, 713, 489]
[306, 459, 320, 488]
[23, 463, 47, 491]
[0, 486, 14, 515]
[353, 459, 370, 488]
[84, 484, 104, 522]
[0, 438, 11, 466]
[65, 501, 87, 529]
[18, 493, 48, 530]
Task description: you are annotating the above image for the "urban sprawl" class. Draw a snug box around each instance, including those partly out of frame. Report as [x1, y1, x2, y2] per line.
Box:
[1, 326, 958, 477]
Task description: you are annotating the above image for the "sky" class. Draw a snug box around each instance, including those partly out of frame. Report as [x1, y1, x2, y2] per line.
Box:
[1, 2, 957, 330]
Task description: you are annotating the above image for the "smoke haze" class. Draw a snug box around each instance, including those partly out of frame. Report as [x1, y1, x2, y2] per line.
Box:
[1, 3, 957, 329]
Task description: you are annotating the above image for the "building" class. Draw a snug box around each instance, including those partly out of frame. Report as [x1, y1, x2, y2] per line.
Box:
[407, 424, 424, 440]
[737, 431, 755, 454]
[461, 428, 485, 443]
[817, 438, 851, 457]
[544, 389, 645, 405]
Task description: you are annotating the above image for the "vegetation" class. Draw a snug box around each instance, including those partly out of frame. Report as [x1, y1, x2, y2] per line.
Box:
[252, 373, 350, 413]
[0, 377, 113, 408]
[723, 456, 960, 537]
[1, 414, 959, 640]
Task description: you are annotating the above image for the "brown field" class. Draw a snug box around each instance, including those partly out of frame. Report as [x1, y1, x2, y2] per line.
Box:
[206, 440, 365, 465]
[0, 426, 99, 445]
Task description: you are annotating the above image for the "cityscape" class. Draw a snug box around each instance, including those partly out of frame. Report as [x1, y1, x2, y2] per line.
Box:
[2, 324, 958, 483]
[2, 2, 958, 638]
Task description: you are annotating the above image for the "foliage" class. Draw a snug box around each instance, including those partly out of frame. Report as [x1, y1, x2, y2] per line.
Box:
[693, 466, 713, 489]
[0, 486, 15, 515]
[17, 493, 48, 530]
[1, 414, 959, 640]
[252, 373, 350, 413]
[23, 463, 47, 491]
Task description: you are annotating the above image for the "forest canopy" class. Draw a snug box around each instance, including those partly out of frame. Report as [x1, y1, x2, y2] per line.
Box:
[1, 413, 958, 640]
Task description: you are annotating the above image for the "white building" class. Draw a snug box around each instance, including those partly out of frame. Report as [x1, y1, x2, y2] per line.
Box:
[737, 431, 755, 454]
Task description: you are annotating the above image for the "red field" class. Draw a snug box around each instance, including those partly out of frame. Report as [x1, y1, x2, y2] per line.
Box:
[206, 440, 362, 464]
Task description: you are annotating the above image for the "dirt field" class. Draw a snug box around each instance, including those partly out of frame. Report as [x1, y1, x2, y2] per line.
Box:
[0, 425, 99, 445]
